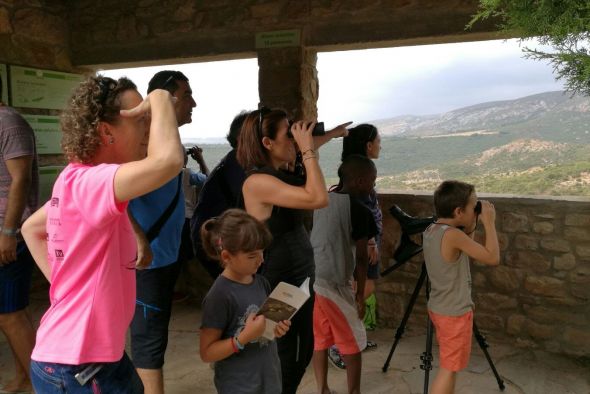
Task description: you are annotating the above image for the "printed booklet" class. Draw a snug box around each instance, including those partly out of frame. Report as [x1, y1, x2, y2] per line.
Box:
[258, 277, 310, 340]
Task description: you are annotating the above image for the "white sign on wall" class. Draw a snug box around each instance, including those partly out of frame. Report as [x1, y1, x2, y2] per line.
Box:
[22, 115, 62, 154]
[10, 66, 83, 110]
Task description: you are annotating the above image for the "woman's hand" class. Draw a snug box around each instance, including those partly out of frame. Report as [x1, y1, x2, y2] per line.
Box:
[120, 89, 175, 118]
[274, 320, 291, 338]
[327, 121, 352, 138]
[135, 234, 153, 269]
[290, 120, 315, 153]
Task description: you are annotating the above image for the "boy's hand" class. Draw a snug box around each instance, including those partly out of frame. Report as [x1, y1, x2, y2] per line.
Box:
[356, 295, 366, 319]
[274, 320, 291, 338]
[240, 313, 266, 343]
[479, 200, 496, 226]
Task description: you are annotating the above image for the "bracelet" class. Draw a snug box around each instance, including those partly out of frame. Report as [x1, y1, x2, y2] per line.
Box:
[0, 228, 19, 237]
[230, 337, 239, 353]
[302, 155, 317, 163]
[301, 148, 315, 157]
[234, 334, 245, 351]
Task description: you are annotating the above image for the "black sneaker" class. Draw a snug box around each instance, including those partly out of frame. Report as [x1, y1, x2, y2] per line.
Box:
[363, 340, 378, 351]
[328, 345, 346, 369]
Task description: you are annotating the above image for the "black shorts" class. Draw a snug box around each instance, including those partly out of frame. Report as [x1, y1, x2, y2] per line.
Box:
[130, 261, 181, 369]
[0, 242, 34, 313]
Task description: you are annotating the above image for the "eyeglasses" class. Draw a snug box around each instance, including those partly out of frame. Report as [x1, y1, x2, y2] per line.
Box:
[257, 106, 271, 137]
[161, 75, 175, 90]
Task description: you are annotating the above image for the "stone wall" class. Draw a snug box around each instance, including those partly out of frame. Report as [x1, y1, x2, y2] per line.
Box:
[0, 0, 80, 166]
[376, 192, 590, 358]
[67, 0, 498, 67]
[0, 0, 72, 71]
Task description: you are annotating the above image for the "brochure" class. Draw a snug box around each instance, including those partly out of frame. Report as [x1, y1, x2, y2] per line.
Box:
[258, 277, 310, 340]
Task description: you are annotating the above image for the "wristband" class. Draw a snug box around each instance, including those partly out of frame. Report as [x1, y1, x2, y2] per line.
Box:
[0, 228, 19, 237]
[234, 334, 245, 351]
[230, 337, 239, 353]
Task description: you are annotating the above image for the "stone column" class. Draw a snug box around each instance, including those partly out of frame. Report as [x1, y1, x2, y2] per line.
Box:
[257, 46, 318, 120]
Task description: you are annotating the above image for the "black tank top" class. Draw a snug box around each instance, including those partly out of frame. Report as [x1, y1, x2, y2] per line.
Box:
[246, 166, 314, 289]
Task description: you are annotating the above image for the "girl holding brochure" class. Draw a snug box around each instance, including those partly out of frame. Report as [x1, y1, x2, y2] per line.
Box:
[199, 209, 291, 394]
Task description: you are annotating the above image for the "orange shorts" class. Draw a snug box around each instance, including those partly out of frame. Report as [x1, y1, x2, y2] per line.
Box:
[313, 293, 366, 355]
[428, 309, 473, 372]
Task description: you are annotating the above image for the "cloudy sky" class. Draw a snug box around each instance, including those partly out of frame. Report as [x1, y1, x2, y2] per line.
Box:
[102, 38, 563, 142]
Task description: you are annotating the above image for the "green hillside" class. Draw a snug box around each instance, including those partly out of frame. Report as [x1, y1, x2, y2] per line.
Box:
[191, 137, 590, 197]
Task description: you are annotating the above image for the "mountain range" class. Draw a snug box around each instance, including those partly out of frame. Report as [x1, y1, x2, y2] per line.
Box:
[371, 91, 590, 140]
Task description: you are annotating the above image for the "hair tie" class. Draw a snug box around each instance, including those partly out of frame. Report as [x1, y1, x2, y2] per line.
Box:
[216, 237, 223, 252]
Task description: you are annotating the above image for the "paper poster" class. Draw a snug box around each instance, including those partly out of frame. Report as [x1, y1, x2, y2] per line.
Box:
[38, 166, 65, 204]
[0, 64, 7, 104]
[22, 115, 62, 154]
[10, 66, 83, 110]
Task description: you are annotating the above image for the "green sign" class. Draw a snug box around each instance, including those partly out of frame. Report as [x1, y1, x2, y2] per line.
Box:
[255, 30, 301, 49]
[39, 166, 65, 204]
[22, 115, 62, 154]
[0, 64, 7, 104]
[10, 66, 83, 110]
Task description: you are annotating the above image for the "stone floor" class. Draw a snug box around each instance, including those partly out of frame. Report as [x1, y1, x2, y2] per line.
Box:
[1, 294, 589, 394]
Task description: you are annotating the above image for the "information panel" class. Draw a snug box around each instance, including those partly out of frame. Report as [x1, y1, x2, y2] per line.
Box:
[10, 66, 83, 110]
[22, 115, 62, 154]
[39, 166, 65, 204]
[0, 64, 7, 104]
[255, 30, 301, 49]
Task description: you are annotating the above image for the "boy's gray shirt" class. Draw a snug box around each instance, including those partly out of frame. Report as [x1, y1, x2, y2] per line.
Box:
[312, 193, 355, 288]
[423, 223, 474, 316]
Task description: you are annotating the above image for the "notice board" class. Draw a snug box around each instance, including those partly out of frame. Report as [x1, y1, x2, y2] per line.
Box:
[10, 66, 83, 110]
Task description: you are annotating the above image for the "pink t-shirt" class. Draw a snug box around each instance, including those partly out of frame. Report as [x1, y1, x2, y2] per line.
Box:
[32, 163, 136, 364]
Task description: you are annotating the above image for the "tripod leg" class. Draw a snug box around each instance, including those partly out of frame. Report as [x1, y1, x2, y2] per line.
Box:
[420, 316, 434, 394]
[473, 322, 505, 391]
[382, 264, 427, 373]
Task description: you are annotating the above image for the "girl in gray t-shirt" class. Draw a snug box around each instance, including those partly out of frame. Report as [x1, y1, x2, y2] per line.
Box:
[199, 209, 291, 394]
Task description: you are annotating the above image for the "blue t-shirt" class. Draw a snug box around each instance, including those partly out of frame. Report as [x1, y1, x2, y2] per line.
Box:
[129, 175, 185, 269]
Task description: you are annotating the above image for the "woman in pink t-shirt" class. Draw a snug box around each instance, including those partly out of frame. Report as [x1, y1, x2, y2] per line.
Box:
[22, 76, 184, 393]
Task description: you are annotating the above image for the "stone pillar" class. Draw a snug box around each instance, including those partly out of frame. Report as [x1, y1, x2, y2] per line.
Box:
[257, 47, 318, 120]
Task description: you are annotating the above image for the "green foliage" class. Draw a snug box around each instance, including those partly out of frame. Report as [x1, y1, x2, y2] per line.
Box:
[470, 1, 590, 95]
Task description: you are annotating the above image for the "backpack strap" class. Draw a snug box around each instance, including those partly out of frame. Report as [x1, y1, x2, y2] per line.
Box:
[146, 173, 182, 243]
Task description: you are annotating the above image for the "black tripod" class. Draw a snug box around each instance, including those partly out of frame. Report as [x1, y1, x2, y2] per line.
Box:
[380, 205, 505, 393]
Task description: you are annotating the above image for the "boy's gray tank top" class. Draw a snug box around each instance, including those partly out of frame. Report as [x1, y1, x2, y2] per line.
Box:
[423, 223, 474, 316]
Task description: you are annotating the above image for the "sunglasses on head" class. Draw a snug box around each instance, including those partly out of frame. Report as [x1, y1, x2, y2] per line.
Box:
[257, 106, 271, 136]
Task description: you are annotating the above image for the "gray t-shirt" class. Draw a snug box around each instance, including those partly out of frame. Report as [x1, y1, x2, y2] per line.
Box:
[312, 192, 377, 289]
[0, 106, 39, 235]
[201, 274, 281, 394]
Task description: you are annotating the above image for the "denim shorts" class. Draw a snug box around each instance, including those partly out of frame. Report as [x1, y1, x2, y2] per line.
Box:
[31, 352, 143, 393]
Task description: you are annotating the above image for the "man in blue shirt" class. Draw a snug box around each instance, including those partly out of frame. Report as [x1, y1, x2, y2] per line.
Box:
[128, 70, 200, 394]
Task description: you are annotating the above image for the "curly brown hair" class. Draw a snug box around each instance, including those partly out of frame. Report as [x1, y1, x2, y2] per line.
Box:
[60, 75, 137, 163]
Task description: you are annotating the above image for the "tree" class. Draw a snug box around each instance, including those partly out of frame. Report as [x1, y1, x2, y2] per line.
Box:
[469, 1, 590, 96]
